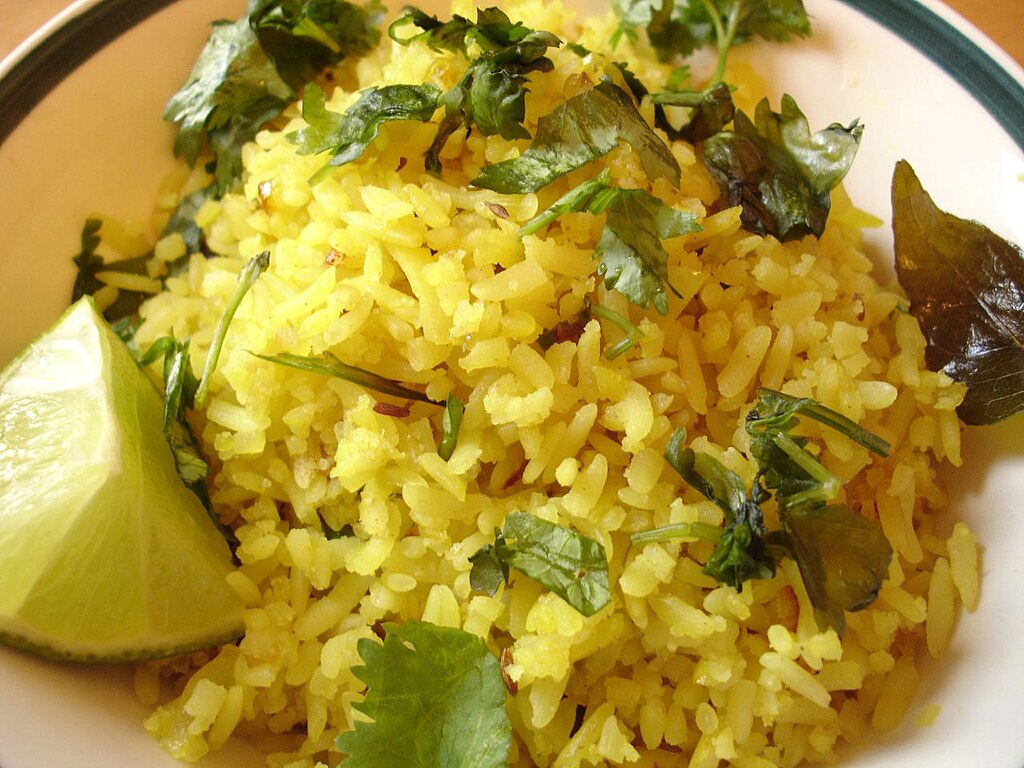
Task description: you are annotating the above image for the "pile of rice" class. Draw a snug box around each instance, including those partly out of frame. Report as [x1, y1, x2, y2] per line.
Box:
[113, 1, 981, 765]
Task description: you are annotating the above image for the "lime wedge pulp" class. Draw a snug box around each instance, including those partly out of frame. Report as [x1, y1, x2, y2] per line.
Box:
[0, 298, 244, 661]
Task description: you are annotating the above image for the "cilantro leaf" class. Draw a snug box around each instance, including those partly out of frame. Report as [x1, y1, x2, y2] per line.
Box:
[164, 16, 295, 195]
[250, 0, 384, 87]
[702, 94, 862, 241]
[780, 503, 892, 634]
[595, 187, 700, 314]
[289, 82, 441, 181]
[611, 0, 709, 59]
[164, 0, 382, 195]
[473, 80, 680, 193]
[468, 538, 510, 595]
[337, 621, 511, 768]
[613, 0, 809, 82]
[518, 170, 699, 313]
[892, 160, 1024, 425]
[469, 512, 611, 616]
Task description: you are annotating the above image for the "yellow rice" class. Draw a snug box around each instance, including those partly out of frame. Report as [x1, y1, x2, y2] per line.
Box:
[115, 1, 982, 765]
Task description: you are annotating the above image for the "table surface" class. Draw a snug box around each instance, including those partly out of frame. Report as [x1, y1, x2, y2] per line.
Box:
[1, 0, 1023, 67]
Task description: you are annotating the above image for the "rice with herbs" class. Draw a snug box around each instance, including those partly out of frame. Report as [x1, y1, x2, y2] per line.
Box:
[118, 1, 980, 765]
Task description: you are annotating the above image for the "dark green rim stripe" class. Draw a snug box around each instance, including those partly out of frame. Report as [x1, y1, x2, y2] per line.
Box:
[0, 0, 179, 145]
[835, 0, 1024, 152]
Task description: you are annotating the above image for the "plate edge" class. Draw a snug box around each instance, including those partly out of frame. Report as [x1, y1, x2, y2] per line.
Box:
[834, 0, 1024, 152]
[0, 0, 183, 146]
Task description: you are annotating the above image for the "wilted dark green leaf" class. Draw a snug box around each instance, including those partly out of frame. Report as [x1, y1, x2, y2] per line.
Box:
[651, 82, 735, 142]
[782, 503, 893, 634]
[892, 160, 1024, 425]
[468, 538, 509, 595]
[663, 429, 776, 588]
[702, 94, 861, 240]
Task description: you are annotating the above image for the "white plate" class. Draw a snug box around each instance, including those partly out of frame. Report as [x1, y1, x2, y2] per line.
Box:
[0, 1, 1022, 766]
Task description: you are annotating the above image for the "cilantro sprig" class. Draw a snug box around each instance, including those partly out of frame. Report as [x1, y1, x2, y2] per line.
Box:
[390, 6, 562, 173]
[289, 82, 442, 181]
[135, 251, 269, 532]
[519, 169, 700, 314]
[634, 388, 892, 633]
[612, 0, 810, 81]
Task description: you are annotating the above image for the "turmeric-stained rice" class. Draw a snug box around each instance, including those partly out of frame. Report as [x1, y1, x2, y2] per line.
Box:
[130, 1, 979, 765]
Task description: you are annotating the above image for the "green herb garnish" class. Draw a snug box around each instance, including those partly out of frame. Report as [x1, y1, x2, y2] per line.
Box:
[254, 350, 441, 404]
[591, 304, 645, 360]
[473, 79, 680, 193]
[519, 169, 700, 313]
[134, 252, 269, 529]
[634, 388, 892, 633]
[469, 512, 611, 616]
[892, 159, 1024, 425]
[661, 429, 777, 587]
[612, 0, 810, 82]
[164, 0, 382, 195]
[290, 82, 442, 181]
[438, 394, 465, 461]
[390, 6, 562, 173]
[651, 81, 735, 142]
[336, 620, 512, 768]
[702, 94, 862, 241]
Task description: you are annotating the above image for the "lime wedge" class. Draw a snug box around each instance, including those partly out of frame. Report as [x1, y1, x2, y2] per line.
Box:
[0, 298, 244, 661]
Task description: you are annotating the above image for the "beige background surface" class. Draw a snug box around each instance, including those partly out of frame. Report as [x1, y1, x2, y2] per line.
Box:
[1, 0, 1023, 66]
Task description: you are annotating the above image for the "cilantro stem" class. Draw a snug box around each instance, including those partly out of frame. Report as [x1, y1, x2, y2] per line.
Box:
[439, 394, 465, 460]
[697, 0, 740, 85]
[195, 251, 270, 406]
[651, 91, 707, 107]
[518, 169, 612, 237]
[630, 522, 723, 545]
[770, 431, 840, 499]
[591, 304, 644, 360]
[755, 388, 891, 456]
[254, 350, 442, 405]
